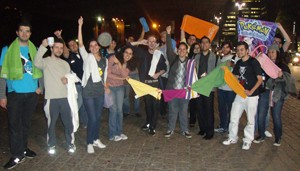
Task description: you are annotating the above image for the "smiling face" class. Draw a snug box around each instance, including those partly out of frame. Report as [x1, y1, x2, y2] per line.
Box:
[268, 49, 277, 61]
[177, 43, 188, 58]
[193, 44, 201, 54]
[123, 47, 133, 62]
[16, 26, 31, 43]
[187, 35, 196, 46]
[221, 44, 231, 56]
[67, 40, 79, 53]
[147, 36, 157, 51]
[236, 44, 248, 59]
[89, 40, 100, 55]
[200, 38, 211, 52]
[51, 42, 64, 58]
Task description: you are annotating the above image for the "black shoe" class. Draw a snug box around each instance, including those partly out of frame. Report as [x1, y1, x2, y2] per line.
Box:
[3, 157, 26, 169]
[149, 129, 156, 136]
[141, 123, 150, 131]
[203, 135, 213, 140]
[273, 138, 281, 146]
[253, 136, 265, 144]
[198, 130, 206, 136]
[24, 148, 36, 159]
[135, 113, 141, 117]
[182, 131, 192, 138]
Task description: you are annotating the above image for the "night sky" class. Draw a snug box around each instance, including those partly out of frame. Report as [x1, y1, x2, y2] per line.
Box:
[0, 0, 299, 48]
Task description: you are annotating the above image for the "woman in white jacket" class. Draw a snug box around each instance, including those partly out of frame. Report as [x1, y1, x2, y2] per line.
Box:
[78, 16, 108, 153]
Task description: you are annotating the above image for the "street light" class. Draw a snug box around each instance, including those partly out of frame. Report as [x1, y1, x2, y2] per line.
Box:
[214, 15, 222, 47]
[235, 2, 245, 11]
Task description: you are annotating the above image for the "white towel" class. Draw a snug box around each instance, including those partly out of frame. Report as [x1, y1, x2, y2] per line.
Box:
[65, 73, 80, 133]
[148, 50, 162, 77]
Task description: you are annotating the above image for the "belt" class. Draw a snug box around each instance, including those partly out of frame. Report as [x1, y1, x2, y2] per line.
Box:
[145, 80, 158, 84]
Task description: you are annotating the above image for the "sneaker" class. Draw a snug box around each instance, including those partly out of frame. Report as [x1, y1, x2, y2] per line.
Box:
[198, 130, 206, 137]
[119, 134, 128, 140]
[109, 136, 122, 142]
[24, 148, 36, 159]
[253, 136, 265, 144]
[48, 146, 56, 155]
[214, 128, 226, 133]
[93, 139, 106, 148]
[273, 138, 281, 147]
[182, 131, 192, 138]
[164, 130, 174, 138]
[68, 144, 76, 153]
[242, 142, 251, 150]
[222, 138, 237, 145]
[87, 144, 95, 154]
[141, 123, 150, 131]
[265, 131, 273, 138]
[149, 129, 156, 136]
[3, 157, 26, 169]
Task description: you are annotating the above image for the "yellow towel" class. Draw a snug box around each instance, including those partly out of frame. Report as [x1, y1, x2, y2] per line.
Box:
[223, 67, 247, 99]
[127, 78, 162, 100]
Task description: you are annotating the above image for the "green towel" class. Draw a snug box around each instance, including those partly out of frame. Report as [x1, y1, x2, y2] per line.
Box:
[191, 62, 228, 97]
[1, 38, 42, 80]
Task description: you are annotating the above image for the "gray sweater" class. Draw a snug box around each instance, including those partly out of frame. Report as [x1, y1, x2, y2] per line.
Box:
[34, 45, 71, 99]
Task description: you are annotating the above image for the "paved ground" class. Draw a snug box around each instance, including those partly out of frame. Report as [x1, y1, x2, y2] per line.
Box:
[0, 94, 300, 171]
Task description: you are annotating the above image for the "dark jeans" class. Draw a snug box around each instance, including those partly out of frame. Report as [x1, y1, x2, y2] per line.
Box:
[196, 92, 215, 137]
[257, 90, 270, 138]
[83, 95, 104, 144]
[189, 98, 197, 125]
[7, 92, 38, 158]
[159, 77, 168, 116]
[144, 95, 160, 130]
[217, 89, 236, 130]
[271, 97, 285, 140]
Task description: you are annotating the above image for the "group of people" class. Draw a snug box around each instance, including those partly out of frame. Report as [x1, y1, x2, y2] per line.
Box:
[0, 16, 296, 170]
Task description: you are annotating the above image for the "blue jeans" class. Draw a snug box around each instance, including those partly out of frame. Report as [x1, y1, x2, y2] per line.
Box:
[217, 89, 236, 130]
[76, 84, 88, 126]
[109, 86, 125, 139]
[168, 98, 189, 132]
[256, 90, 270, 138]
[271, 97, 285, 140]
[83, 95, 104, 144]
[123, 84, 140, 114]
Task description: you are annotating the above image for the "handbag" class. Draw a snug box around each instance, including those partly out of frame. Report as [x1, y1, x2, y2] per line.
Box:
[104, 91, 113, 108]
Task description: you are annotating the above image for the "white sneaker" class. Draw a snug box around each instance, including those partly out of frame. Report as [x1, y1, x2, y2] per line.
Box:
[48, 146, 56, 155]
[87, 144, 95, 154]
[93, 139, 106, 148]
[68, 144, 76, 153]
[265, 131, 273, 138]
[119, 134, 128, 140]
[222, 138, 237, 145]
[242, 142, 251, 150]
[109, 136, 122, 142]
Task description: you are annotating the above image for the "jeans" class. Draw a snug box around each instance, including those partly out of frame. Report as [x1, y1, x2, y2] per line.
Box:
[123, 84, 140, 114]
[76, 84, 88, 126]
[168, 98, 189, 132]
[7, 92, 38, 158]
[256, 90, 270, 138]
[109, 86, 125, 139]
[196, 92, 215, 137]
[83, 95, 104, 144]
[217, 89, 236, 130]
[271, 97, 285, 140]
[228, 95, 259, 143]
[123, 72, 140, 114]
[44, 98, 74, 147]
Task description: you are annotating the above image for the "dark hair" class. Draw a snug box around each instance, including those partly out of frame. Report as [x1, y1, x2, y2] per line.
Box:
[236, 41, 249, 50]
[66, 39, 77, 48]
[88, 38, 101, 47]
[177, 42, 188, 50]
[274, 33, 284, 44]
[117, 46, 137, 72]
[188, 42, 201, 59]
[221, 41, 233, 50]
[189, 34, 196, 39]
[200, 36, 210, 43]
[17, 21, 32, 31]
[54, 38, 64, 44]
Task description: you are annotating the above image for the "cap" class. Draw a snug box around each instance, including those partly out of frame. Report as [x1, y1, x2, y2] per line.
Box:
[268, 43, 280, 52]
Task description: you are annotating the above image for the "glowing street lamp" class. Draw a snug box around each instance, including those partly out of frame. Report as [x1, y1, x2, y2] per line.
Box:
[214, 16, 222, 25]
[235, 2, 245, 11]
[152, 23, 158, 29]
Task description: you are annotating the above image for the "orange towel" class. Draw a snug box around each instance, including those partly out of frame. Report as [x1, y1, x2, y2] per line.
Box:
[180, 15, 219, 41]
[223, 67, 247, 99]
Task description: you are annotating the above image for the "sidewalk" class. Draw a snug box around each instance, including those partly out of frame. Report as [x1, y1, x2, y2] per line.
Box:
[0, 95, 299, 171]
